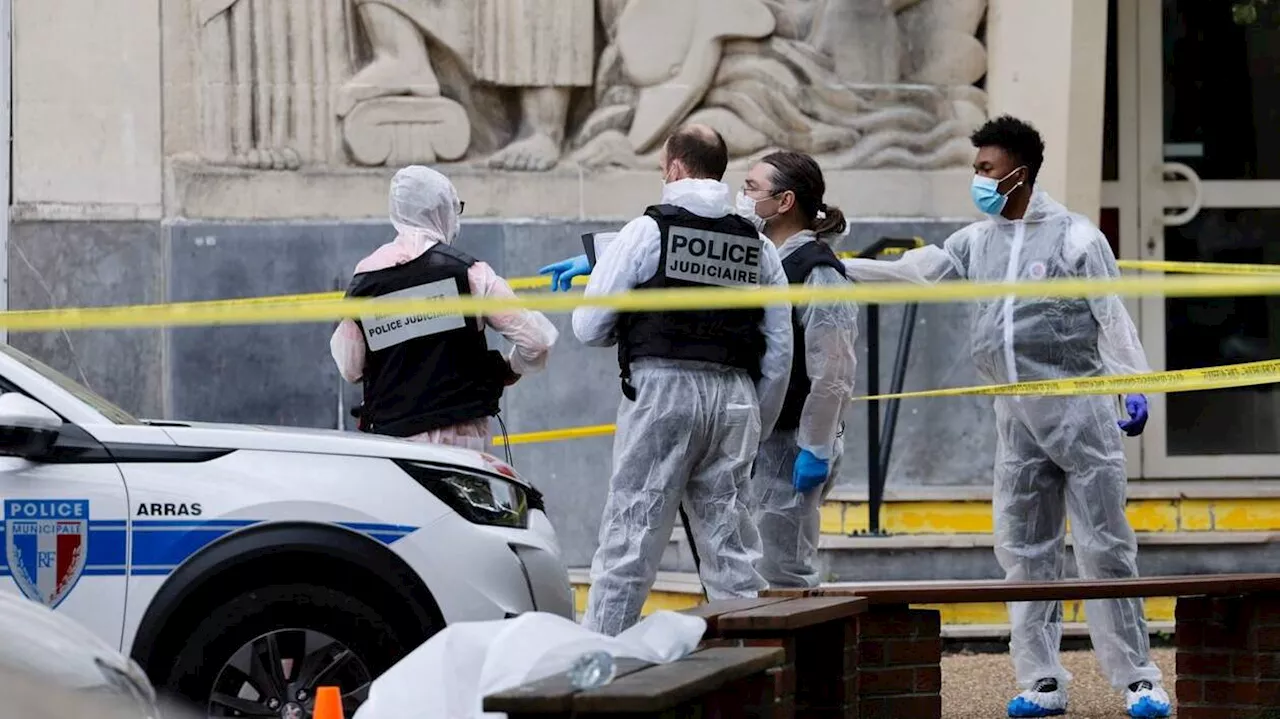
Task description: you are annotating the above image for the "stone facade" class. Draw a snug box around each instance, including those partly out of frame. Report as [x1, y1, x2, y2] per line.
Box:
[9, 0, 1002, 565]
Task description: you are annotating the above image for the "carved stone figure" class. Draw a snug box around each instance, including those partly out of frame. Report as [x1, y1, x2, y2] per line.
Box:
[191, 0, 990, 172]
[337, 0, 594, 170]
[196, 0, 352, 169]
[573, 0, 989, 171]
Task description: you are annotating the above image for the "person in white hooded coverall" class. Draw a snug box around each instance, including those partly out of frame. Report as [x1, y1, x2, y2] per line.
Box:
[331, 166, 559, 451]
[565, 124, 793, 637]
[841, 117, 1169, 719]
[736, 151, 858, 588]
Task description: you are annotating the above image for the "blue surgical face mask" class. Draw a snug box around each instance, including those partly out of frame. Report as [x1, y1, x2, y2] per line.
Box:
[970, 167, 1025, 216]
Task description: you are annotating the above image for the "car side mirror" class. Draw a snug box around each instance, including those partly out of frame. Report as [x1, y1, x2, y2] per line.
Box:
[0, 393, 63, 459]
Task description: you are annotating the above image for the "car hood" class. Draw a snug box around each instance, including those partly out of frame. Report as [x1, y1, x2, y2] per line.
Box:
[0, 592, 153, 697]
[146, 419, 516, 478]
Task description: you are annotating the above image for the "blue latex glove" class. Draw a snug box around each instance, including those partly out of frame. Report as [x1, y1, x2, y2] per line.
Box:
[538, 254, 590, 292]
[1118, 393, 1149, 437]
[792, 449, 829, 493]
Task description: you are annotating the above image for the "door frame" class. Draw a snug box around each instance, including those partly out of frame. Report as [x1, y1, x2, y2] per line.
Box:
[1115, 0, 1280, 477]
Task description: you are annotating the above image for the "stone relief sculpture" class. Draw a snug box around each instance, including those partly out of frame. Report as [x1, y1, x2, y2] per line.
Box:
[192, 0, 988, 172]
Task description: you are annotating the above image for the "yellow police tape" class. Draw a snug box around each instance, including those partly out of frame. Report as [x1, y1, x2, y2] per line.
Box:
[94, 258, 1277, 327]
[492, 359, 1280, 445]
[12, 271, 1280, 332]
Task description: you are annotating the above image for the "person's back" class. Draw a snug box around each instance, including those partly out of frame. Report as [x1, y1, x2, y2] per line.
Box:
[331, 166, 558, 452]
[571, 125, 793, 637]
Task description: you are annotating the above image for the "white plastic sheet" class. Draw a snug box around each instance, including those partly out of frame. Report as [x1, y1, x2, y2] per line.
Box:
[353, 610, 708, 719]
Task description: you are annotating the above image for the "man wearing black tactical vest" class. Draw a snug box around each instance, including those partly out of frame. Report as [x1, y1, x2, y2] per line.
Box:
[736, 151, 859, 590]
[572, 124, 794, 637]
[331, 166, 559, 451]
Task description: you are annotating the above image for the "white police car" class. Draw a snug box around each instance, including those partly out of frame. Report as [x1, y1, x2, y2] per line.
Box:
[0, 342, 572, 718]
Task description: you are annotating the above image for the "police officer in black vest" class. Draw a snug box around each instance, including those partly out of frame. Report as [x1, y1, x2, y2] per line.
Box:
[737, 151, 859, 589]
[332, 166, 558, 451]
[566, 124, 793, 636]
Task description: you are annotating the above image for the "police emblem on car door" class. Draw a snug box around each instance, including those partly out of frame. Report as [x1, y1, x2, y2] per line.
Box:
[4, 499, 89, 608]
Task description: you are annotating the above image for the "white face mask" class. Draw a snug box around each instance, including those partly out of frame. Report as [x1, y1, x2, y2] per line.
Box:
[736, 191, 772, 232]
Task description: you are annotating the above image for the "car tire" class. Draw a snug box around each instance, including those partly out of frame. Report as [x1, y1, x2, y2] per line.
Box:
[161, 582, 421, 718]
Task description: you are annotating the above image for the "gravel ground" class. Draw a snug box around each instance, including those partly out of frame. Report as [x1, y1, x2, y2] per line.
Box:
[942, 648, 1176, 718]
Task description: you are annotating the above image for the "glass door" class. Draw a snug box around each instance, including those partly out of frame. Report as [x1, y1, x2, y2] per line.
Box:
[1133, 0, 1280, 477]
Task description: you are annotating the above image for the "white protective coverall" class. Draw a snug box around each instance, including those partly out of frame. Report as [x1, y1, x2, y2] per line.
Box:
[842, 190, 1160, 691]
[753, 230, 858, 588]
[575, 178, 793, 637]
[331, 166, 559, 451]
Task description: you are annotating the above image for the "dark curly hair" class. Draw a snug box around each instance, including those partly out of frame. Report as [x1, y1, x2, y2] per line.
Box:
[970, 115, 1046, 185]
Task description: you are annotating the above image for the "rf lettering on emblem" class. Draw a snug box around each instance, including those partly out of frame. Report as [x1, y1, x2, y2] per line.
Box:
[665, 228, 762, 287]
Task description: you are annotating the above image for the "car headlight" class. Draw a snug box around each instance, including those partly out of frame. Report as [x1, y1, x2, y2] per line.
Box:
[396, 460, 539, 528]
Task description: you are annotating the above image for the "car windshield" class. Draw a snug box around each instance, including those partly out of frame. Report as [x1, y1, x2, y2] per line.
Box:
[0, 344, 139, 425]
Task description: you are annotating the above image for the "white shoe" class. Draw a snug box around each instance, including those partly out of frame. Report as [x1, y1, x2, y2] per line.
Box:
[1007, 678, 1068, 717]
[1125, 681, 1171, 718]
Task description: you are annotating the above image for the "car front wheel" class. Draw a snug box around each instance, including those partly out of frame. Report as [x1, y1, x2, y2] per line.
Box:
[163, 583, 418, 719]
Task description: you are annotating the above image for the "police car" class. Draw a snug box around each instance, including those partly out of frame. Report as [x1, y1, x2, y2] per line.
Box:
[0, 342, 572, 718]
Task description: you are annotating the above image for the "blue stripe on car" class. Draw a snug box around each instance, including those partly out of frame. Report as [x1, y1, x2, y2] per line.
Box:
[0, 519, 418, 577]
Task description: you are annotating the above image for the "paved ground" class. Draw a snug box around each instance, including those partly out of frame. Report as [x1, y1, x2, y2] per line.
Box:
[943, 648, 1176, 718]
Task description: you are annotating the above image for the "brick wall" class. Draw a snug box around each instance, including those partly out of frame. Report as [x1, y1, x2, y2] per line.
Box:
[856, 608, 943, 719]
[1176, 594, 1280, 719]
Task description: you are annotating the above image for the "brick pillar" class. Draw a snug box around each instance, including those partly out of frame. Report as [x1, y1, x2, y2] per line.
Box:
[855, 606, 943, 719]
[1176, 593, 1280, 719]
[791, 620, 859, 719]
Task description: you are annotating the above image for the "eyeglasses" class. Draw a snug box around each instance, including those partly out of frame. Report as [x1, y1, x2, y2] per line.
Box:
[458, 201, 466, 216]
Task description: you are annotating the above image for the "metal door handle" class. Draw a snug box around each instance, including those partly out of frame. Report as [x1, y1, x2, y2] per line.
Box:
[1160, 161, 1203, 227]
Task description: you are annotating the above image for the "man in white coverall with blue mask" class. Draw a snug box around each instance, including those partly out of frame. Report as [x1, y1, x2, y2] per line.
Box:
[563, 124, 793, 637]
[841, 116, 1169, 719]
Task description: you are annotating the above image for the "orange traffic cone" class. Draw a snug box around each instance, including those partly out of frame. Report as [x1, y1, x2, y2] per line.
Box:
[314, 686, 344, 719]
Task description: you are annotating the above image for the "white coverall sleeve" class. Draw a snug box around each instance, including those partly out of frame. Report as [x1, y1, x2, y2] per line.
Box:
[796, 265, 859, 458]
[330, 320, 366, 383]
[756, 242, 794, 440]
[572, 216, 658, 347]
[841, 231, 970, 284]
[471, 261, 560, 375]
[1072, 221, 1151, 375]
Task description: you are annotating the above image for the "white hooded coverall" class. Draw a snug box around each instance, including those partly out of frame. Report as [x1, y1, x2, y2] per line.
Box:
[331, 166, 559, 451]
[575, 178, 794, 637]
[752, 230, 858, 588]
[842, 191, 1160, 691]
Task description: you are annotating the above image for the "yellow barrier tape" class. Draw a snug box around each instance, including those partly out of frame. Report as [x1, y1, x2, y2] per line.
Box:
[1118, 260, 1280, 275]
[856, 359, 1280, 401]
[97, 259, 1274, 318]
[493, 359, 1280, 445]
[493, 423, 617, 446]
[11, 272, 1280, 332]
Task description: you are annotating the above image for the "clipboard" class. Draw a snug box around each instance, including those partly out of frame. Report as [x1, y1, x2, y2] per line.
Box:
[582, 231, 619, 270]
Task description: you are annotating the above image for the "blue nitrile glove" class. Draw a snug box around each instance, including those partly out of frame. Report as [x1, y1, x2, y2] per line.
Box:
[1118, 393, 1149, 437]
[793, 449, 829, 493]
[538, 254, 590, 292]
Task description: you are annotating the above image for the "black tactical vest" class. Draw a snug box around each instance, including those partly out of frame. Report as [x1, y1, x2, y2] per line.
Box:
[775, 239, 850, 432]
[346, 244, 507, 437]
[616, 204, 767, 399]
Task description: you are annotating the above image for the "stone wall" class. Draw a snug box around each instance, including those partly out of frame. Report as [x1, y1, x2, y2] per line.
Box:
[8, 216, 992, 566]
[9, 0, 1001, 566]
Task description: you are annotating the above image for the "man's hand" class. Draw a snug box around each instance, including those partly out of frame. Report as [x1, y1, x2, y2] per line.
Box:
[1118, 394, 1148, 437]
[793, 449, 830, 492]
[538, 254, 590, 292]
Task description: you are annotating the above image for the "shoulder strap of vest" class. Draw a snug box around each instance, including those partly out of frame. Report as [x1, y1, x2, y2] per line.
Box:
[429, 242, 479, 267]
[782, 240, 848, 284]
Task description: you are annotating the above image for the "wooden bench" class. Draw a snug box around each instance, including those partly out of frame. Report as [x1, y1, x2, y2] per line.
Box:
[483, 646, 785, 719]
[686, 596, 890, 719]
[765, 573, 1280, 719]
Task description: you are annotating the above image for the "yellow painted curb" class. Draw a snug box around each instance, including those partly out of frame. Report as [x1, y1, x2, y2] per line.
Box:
[819, 497, 1280, 535]
[571, 584, 1178, 625]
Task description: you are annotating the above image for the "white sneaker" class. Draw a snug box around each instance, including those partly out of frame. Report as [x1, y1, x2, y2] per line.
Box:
[1125, 681, 1171, 718]
[1007, 678, 1068, 717]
